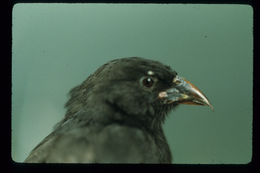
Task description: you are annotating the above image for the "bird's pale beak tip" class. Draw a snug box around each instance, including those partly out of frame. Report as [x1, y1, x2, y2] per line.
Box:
[201, 97, 214, 111]
[208, 103, 214, 112]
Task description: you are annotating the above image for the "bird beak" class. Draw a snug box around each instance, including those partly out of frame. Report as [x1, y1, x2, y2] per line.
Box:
[159, 76, 214, 110]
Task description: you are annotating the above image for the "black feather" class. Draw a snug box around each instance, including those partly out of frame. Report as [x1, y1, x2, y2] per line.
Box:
[25, 57, 178, 163]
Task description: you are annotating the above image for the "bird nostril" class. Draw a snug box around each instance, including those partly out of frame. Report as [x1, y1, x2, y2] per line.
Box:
[174, 80, 181, 85]
[173, 76, 183, 85]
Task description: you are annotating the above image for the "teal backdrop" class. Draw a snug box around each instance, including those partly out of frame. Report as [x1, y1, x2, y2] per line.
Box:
[12, 4, 253, 163]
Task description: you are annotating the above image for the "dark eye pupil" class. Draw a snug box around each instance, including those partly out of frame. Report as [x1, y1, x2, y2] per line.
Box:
[143, 77, 154, 87]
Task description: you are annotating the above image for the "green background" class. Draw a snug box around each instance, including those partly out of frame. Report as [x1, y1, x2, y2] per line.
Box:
[12, 4, 253, 163]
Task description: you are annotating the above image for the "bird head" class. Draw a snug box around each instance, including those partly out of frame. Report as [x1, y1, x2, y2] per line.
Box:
[65, 57, 213, 129]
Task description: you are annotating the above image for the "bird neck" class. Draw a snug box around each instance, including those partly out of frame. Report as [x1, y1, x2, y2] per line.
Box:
[84, 98, 163, 133]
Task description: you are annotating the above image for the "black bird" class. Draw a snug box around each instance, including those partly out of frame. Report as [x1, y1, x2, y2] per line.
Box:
[24, 57, 213, 163]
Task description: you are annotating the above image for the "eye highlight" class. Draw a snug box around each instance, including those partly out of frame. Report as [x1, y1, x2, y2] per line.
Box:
[141, 77, 154, 88]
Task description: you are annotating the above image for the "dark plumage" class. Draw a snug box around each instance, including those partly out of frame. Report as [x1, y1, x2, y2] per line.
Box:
[24, 57, 212, 163]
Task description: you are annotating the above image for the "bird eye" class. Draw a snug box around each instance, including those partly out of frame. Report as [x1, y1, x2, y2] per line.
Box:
[141, 77, 154, 88]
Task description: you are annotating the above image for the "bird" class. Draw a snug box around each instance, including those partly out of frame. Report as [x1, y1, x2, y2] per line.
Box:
[24, 57, 213, 163]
